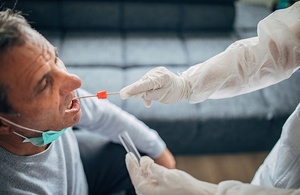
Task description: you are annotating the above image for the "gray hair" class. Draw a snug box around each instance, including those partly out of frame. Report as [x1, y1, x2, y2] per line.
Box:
[0, 9, 30, 113]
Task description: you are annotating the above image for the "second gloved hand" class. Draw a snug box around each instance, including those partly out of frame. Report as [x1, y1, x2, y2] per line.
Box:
[120, 67, 190, 107]
[125, 153, 217, 195]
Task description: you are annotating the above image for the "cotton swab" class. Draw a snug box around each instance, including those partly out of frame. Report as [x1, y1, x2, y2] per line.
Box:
[74, 90, 119, 100]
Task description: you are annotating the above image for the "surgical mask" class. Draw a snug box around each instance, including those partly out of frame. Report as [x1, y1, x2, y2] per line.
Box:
[19, 128, 67, 147]
[0, 115, 68, 147]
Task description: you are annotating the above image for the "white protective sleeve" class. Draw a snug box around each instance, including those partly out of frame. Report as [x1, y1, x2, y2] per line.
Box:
[216, 180, 300, 195]
[183, 2, 300, 103]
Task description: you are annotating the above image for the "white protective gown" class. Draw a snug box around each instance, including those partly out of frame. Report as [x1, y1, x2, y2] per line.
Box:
[123, 2, 300, 194]
[180, 1, 300, 192]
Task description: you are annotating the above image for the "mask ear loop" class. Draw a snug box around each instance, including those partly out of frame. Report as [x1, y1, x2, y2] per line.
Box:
[0, 115, 43, 133]
[13, 132, 28, 139]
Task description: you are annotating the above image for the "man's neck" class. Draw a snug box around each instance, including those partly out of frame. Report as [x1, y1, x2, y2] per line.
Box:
[0, 134, 47, 156]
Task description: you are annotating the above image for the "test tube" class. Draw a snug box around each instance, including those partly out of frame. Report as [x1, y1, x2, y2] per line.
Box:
[118, 131, 141, 162]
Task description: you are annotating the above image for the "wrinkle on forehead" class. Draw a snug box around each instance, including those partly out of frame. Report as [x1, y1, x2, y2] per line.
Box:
[23, 29, 52, 65]
[28, 41, 52, 68]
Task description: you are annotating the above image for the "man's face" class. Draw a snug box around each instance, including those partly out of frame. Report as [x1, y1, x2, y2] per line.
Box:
[0, 28, 82, 135]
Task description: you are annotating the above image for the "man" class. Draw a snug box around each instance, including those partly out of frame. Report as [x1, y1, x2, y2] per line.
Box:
[120, 1, 300, 194]
[0, 9, 175, 194]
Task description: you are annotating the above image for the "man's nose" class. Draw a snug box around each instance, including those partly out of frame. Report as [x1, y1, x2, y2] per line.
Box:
[59, 73, 82, 96]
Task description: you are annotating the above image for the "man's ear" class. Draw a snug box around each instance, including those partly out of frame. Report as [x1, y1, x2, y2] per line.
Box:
[0, 119, 14, 135]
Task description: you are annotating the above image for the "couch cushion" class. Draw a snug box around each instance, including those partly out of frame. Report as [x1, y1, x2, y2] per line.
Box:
[263, 71, 300, 117]
[261, 70, 300, 149]
[196, 91, 272, 154]
[16, 1, 60, 29]
[182, 3, 235, 30]
[41, 31, 62, 48]
[61, 2, 120, 30]
[125, 32, 188, 66]
[67, 67, 124, 107]
[61, 32, 123, 67]
[183, 32, 238, 64]
[16, 0, 235, 31]
[123, 3, 180, 30]
[234, 1, 271, 30]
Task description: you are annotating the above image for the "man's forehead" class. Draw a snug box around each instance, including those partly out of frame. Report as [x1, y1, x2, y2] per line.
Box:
[19, 31, 54, 65]
[0, 31, 54, 81]
[23, 27, 54, 54]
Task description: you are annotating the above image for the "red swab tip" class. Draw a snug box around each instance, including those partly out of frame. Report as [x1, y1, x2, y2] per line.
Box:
[97, 90, 107, 99]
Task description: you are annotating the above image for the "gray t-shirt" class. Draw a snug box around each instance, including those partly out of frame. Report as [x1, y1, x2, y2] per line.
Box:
[0, 129, 88, 195]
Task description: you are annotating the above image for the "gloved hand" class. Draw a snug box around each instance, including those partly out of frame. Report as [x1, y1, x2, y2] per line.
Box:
[120, 67, 190, 107]
[125, 153, 217, 195]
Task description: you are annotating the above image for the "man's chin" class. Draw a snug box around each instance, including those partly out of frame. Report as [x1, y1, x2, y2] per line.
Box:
[70, 110, 82, 126]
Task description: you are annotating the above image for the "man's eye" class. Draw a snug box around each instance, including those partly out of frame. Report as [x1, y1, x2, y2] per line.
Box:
[39, 79, 49, 92]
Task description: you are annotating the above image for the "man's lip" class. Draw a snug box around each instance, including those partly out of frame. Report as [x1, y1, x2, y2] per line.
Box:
[65, 99, 80, 113]
[67, 93, 77, 109]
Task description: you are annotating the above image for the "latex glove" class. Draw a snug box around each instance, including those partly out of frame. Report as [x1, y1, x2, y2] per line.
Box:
[125, 153, 217, 195]
[120, 67, 190, 107]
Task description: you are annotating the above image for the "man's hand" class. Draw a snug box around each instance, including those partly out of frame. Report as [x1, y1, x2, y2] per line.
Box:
[153, 148, 176, 169]
[126, 154, 217, 195]
[120, 67, 190, 107]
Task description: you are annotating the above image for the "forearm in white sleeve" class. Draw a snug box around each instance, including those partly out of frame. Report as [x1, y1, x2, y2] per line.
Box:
[216, 180, 300, 195]
[182, 2, 300, 103]
[75, 88, 166, 158]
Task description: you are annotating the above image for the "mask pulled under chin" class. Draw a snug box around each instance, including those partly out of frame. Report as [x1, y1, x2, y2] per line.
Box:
[0, 114, 69, 147]
[22, 128, 68, 147]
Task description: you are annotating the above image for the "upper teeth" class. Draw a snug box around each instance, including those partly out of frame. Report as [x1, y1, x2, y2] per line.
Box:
[67, 101, 73, 109]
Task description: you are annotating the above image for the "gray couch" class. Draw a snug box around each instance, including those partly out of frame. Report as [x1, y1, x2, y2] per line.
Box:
[14, 0, 300, 155]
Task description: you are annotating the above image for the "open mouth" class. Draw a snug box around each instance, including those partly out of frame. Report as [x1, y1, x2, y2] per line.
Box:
[67, 100, 73, 109]
[65, 97, 80, 113]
